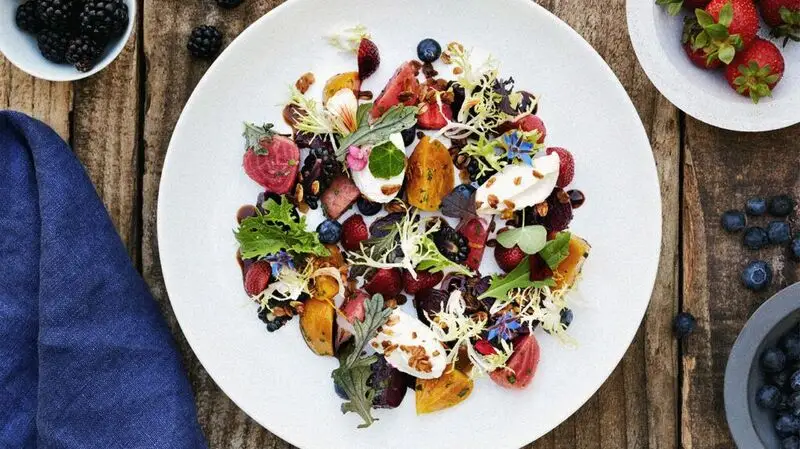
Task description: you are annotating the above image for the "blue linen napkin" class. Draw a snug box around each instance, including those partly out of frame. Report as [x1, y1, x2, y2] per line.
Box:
[0, 111, 208, 449]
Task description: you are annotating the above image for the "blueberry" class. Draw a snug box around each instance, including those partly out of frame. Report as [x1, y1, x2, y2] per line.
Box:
[763, 347, 788, 373]
[746, 197, 768, 216]
[743, 227, 769, 250]
[756, 384, 783, 409]
[788, 392, 800, 415]
[400, 125, 417, 147]
[560, 308, 574, 328]
[782, 436, 800, 449]
[769, 221, 793, 244]
[673, 312, 697, 338]
[452, 183, 476, 200]
[741, 260, 772, 291]
[775, 370, 792, 389]
[791, 370, 800, 391]
[776, 414, 800, 435]
[782, 333, 800, 362]
[770, 195, 796, 217]
[357, 197, 382, 216]
[721, 210, 746, 232]
[792, 237, 800, 261]
[316, 219, 342, 244]
[416, 38, 442, 63]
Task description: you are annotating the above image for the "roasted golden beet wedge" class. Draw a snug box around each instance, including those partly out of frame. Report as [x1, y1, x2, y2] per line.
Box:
[415, 367, 473, 414]
[553, 234, 591, 290]
[406, 136, 454, 211]
[299, 297, 335, 356]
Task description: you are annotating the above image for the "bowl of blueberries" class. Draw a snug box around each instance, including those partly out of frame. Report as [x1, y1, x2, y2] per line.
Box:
[0, 0, 135, 81]
[725, 282, 800, 449]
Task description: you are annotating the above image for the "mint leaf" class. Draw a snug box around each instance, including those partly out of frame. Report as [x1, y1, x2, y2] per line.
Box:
[539, 232, 572, 269]
[478, 257, 555, 302]
[336, 105, 418, 161]
[368, 142, 406, 179]
[496, 225, 547, 255]
[332, 294, 392, 428]
[235, 196, 329, 258]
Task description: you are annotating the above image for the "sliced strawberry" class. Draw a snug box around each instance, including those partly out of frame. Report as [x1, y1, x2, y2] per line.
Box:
[336, 290, 370, 348]
[496, 115, 546, 143]
[371, 61, 421, 119]
[321, 176, 360, 220]
[402, 269, 444, 294]
[474, 339, 497, 356]
[546, 147, 575, 188]
[490, 334, 540, 389]
[417, 101, 452, 130]
[457, 218, 489, 271]
[244, 260, 271, 296]
[494, 244, 526, 273]
[357, 38, 380, 80]
[340, 214, 369, 251]
[243, 132, 300, 195]
[363, 268, 403, 297]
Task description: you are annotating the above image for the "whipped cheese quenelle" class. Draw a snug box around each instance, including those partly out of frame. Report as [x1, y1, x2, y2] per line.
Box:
[351, 133, 407, 203]
[475, 152, 560, 215]
[370, 308, 447, 379]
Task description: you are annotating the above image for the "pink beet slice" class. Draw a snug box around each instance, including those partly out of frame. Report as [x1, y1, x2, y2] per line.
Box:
[243, 134, 300, 194]
[490, 334, 540, 389]
[321, 175, 360, 219]
[371, 61, 420, 119]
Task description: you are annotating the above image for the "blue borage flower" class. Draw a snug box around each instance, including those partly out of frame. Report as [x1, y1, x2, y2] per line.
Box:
[264, 250, 295, 278]
[486, 312, 522, 341]
[498, 130, 541, 166]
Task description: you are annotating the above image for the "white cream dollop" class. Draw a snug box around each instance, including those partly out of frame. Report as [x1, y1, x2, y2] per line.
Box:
[370, 308, 447, 379]
[351, 133, 406, 203]
[475, 153, 560, 215]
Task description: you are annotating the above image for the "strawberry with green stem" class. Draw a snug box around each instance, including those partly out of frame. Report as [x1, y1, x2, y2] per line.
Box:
[724, 37, 785, 103]
[690, 0, 759, 66]
[656, 0, 711, 16]
[760, 0, 800, 46]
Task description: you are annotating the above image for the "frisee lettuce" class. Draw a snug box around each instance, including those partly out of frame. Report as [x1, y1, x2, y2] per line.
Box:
[235, 196, 329, 259]
[331, 294, 392, 428]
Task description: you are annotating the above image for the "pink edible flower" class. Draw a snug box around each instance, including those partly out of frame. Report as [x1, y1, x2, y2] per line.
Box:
[346, 145, 369, 171]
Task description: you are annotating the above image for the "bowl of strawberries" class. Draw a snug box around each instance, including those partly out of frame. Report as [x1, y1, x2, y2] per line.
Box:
[627, 0, 800, 131]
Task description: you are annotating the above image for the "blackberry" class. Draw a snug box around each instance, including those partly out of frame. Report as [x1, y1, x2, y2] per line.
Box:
[309, 143, 342, 182]
[187, 25, 223, 59]
[16, 1, 43, 34]
[433, 226, 469, 264]
[79, 0, 129, 40]
[216, 0, 243, 8]
[37, 0, 77, 29]
[66, 36, 103, 72]
[37, 29, 71, 63]
[357, 197, 382, 216]
[466, 158, 495, 185]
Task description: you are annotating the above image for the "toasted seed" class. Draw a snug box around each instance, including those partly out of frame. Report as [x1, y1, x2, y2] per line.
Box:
[310, 180, 320, 195]
[295, 183, 304, 203]
[487, 194, 499, 208]
[453, 67, 464, 75]
[295, 72, 315, 94]
[533, 170, 545, 179]
[536, 201, 549, 216]
[513, 177, 522, 186]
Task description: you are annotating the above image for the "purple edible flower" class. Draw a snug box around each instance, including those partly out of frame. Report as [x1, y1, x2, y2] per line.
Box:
[487, 312, 522, 341]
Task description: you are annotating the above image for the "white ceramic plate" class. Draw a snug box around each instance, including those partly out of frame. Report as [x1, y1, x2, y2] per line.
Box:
[158, 0, 661, 447]
[627, 0, 800, 132]
[0, 0, 136, 82]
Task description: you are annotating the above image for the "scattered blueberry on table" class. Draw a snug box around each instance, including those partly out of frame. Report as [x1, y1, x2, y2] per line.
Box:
[743, 227, 769, 250]
[746, 198, 768, 216]
[216, 0, 243, 8]
[770, 195, 796, 217]
[673, 312, 696, 339]
[741, 260, 773, 291]
[769, 221, 793, 245]
[791, 237, 800, 261]
[721, 210, 747, 232]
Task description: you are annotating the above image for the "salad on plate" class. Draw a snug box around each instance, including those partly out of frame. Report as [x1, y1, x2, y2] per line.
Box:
[233, 28, 591, 428]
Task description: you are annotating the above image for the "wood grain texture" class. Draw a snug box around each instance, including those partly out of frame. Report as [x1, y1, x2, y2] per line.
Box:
[141, 1, 292, 448]
[681, 119, 800, 449]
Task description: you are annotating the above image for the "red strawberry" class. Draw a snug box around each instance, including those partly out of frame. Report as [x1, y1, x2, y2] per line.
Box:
[244, 260, 271, 296]
[658, 0, 710, 15]
[545, 147, 575, 188]
[417, 101, 453, 130]
[724, 37, 785, 103]
[497, 115, 546, 143]
[529, 254, 554, 282]
[759, 0, 800, 42]
[372, 61, 421, 118]
[494, 244, 526, 273]
[681, 17, 723, 69]
[474, 339, 497, 356]
[457, 218, 489, 271]
[357, 38, 380, 80]
[690, 0, 760, 65]
[687, 0, 712, 7]
[490, 334, 540, 389]
[402, 269, 444, 294]
[363, 268, 404, 297]
[336, 290, 370, 348]
[243, 126, 300, 194]
[340, 214, 369, 251]
[321, 176, 360, 220]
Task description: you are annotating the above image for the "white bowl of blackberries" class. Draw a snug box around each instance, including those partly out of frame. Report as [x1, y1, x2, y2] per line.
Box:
[720, 195, 798, 292]
[0, 0, 135, 81]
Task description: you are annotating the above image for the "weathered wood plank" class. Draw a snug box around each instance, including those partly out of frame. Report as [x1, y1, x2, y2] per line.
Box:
[0, 56, 72, 140]
[71, 24, 141, 257]
[681, 119, 800, 449]
[141, 1, 292, 448]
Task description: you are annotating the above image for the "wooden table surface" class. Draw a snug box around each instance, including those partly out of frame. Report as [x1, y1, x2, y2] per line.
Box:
[3, 0, 799, 447]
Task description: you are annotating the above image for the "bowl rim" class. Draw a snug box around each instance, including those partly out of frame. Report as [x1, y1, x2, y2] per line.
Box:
[0, 0, 137, 82]
[724, 282, 800, 448]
